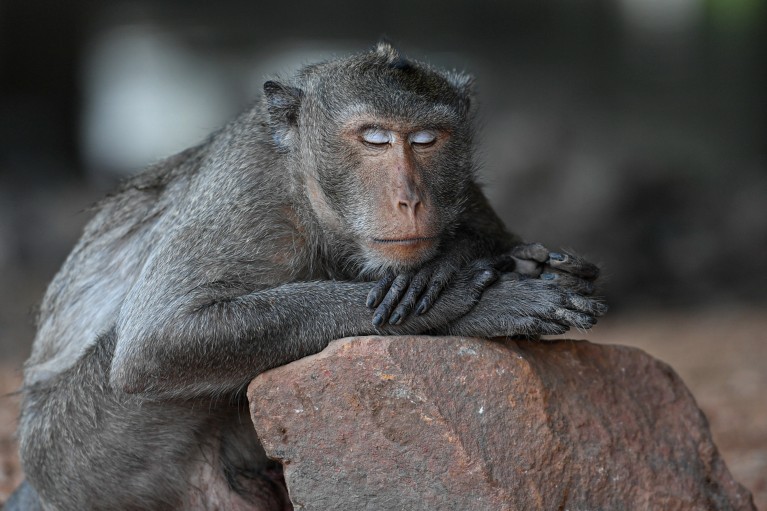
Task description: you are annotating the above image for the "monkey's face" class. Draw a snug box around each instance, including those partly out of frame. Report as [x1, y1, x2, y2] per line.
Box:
[263, 44, 476, 274]
[305, 109, 473, 274]
[342, 119, 447, 268]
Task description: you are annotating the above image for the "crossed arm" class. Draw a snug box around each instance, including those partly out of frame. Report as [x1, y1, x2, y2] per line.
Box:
[112, 267, 604, 400]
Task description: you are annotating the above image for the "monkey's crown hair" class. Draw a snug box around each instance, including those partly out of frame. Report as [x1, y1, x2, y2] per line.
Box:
[372, 40, 474, 99]
[375, 39, 399, 59]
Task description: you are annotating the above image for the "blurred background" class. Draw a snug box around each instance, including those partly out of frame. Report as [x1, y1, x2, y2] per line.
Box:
[1, 0, 765, 506]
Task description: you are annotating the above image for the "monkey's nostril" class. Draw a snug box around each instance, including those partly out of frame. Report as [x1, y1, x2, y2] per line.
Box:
[398, 199, 422, 216]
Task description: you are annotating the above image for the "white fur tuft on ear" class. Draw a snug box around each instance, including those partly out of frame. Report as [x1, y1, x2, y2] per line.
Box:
[446, 71, 475, 97]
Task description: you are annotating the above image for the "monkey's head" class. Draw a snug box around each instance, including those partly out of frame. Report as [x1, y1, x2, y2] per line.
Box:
[263, 42, 476, 275]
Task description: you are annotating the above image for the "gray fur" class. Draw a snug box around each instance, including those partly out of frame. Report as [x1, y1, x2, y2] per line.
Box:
[10, 43, 604, 510]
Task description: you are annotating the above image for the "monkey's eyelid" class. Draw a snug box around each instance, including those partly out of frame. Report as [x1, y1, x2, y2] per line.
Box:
[409, 130, 436, 145]
[361, 128, 392, 145]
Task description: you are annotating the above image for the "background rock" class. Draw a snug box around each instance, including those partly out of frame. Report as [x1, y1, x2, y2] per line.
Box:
[249, 336, 755, 511]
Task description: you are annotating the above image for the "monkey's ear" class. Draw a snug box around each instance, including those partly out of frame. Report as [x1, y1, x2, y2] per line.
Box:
[446, 71, 475, 116]
[374, 39, 412, 71]
[263, 80, 303, 151]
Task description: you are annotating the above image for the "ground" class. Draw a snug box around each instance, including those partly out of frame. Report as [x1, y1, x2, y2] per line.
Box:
[1, 309, 765, 508]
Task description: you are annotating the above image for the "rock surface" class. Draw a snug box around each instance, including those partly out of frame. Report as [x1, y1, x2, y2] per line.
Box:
[248, 336, 755, 511]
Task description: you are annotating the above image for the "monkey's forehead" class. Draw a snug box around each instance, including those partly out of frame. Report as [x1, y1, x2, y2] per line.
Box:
[316, 77, 467, 125]
[331, 100, 463, 128]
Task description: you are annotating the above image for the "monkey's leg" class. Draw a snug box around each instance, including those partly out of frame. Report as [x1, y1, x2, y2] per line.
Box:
[20, 330, 199, 510]
[19, 330, 282, 511]
[498, 243, 602, 296]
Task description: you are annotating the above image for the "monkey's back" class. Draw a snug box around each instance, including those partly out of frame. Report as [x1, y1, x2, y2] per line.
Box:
[23, 147, 205, 386]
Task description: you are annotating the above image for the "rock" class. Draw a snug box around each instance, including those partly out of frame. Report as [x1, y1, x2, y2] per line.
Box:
[248, 336, 756, 511]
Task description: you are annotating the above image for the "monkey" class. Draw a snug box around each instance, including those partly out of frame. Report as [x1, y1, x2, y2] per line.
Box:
[6, 42, 605, 510]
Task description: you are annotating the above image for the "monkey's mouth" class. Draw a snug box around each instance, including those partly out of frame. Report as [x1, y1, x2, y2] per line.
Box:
[371, 236, 438, 245]
[368, 236, 438, 265]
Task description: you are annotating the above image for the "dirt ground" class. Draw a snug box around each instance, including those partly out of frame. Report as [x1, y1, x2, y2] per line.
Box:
[1, 308, 765, 508]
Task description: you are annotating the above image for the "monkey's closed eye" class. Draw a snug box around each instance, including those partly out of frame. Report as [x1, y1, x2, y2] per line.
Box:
[409, 130, 436, 146]
[361, 128, 392, 146]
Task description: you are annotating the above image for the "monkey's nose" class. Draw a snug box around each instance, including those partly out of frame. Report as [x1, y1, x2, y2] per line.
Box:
[394, 173, 423, 218]
[397, 195, 422, 218]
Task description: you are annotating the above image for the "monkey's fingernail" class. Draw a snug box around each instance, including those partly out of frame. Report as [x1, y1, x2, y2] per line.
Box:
[541, 273, 556, 281]
[389, 312, 401, 325]
[549, 252, 566, 262]
[372, 314, 385, 327]
[366, 295, 376, 308]
[415, 303, 426, 315]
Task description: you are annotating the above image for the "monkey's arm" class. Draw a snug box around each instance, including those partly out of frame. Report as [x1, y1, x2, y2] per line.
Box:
[112, 272, 603, 400]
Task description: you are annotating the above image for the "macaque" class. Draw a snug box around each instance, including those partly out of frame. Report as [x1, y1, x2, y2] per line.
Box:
[8, 42, 604, 510]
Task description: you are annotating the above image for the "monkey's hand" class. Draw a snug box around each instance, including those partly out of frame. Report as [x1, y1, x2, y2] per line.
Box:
[446, 272, 607, 338]
[366, 256, 498, 328]
[498, 243, 601, 296]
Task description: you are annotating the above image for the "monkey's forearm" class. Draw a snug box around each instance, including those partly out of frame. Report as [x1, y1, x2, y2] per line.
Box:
[112, 273, 603, 400]
[112, 280, 453, 399]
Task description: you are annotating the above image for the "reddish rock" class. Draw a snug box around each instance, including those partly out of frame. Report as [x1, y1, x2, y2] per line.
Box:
[248, 336, 755, 510]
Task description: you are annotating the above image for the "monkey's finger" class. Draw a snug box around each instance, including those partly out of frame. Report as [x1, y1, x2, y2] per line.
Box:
[526, 318, 570, 336]
[414, 287, 440, 317]
[511, 243, 550, 263]
[373, 274, 411, 327]
[547, 252, 600, 280]
[466, 258, 500, 293]
[414, 261, 496, 319]
[508, 243, 549, 276]
[550, 307, 597, 330]
[564, 292, 608, 317]
[540, 272, 595, 295]
[509, 257, 541, 277]
[367, 272, 396, 308]
[389, 272, 433, 325]
[413, 263, 462, 316]
[472, 266, 499, 291]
